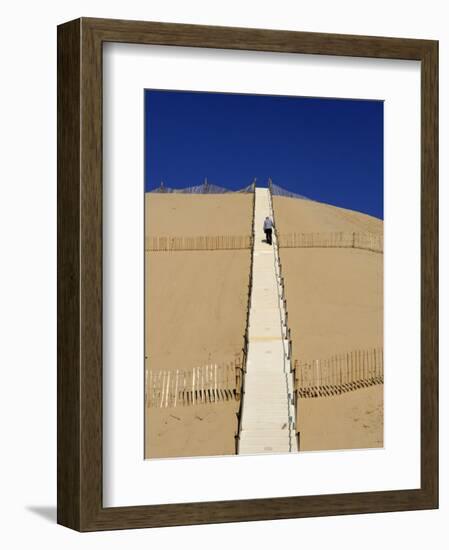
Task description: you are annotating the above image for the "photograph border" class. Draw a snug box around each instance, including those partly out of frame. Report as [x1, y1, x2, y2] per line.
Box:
[57, 17, 438, 531]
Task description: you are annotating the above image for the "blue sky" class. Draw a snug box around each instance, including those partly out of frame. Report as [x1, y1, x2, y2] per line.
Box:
[144, 90, 384, 219]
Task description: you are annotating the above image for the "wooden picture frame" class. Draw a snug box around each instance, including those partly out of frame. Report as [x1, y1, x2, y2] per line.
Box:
[57, 17, 438, 531]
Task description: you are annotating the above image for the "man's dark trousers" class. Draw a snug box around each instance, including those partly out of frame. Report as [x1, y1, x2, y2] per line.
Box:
[265, 228, 272, 245]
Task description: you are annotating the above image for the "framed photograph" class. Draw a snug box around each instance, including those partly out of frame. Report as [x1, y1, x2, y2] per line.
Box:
[57, 17, 438, 531]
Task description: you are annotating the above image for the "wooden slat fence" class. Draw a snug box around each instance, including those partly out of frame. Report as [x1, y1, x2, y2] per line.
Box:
[278, 232, 383, 253]
[146, 357, 243, 408]
[146, 235, 253, 252]
[294, 348, 383, 398]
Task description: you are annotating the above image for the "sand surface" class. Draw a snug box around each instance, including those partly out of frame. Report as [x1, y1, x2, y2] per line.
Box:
[281, 248, 383, 359]
[272, 195, 383, 235]
[146, 251, 251, 372]
[145, 193, 252, 459]
[298, 386, 384, 451]
[273, 196, 383, 451]
[146, 193, 253, 236]
[146, 402, 238, 459]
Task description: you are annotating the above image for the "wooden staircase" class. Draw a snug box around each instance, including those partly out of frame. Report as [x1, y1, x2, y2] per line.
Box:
[238, 187, 297, 454]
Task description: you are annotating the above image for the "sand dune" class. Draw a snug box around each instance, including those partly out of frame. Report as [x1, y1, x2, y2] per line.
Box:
[281, 247, 383, 359]
[146, 250, 251, 372]
[146, 191, 383, 456]
[273, 196, 383, 451]
[145, 193, 252, 459]
[146, 193, 253, 236]
[298, 386, 384, 451]
[273, 195, 383, 235]
[146, 402, 238, 459]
